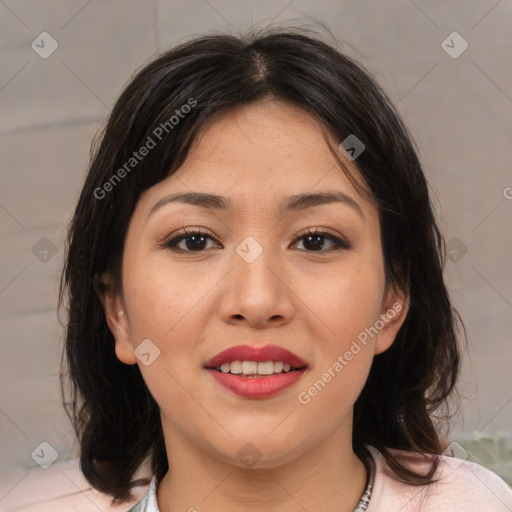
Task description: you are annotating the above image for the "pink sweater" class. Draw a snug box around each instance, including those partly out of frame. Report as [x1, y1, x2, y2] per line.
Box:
[365, 446, 512, 511]
[126, 445, 512, 511]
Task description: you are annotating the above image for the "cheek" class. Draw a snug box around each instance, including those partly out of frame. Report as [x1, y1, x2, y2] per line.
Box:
[296, 272, 382, 414]
[337, 276, 383, 333]
[120, 253, 217, 406]
[122, 252, 203, 343]
[122, 261, 206, 400]
[304, 261, 385, 356]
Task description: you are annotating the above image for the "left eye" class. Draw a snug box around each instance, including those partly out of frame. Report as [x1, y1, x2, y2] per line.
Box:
[162, 228, 350, 253]
[293, 229, 350, 251]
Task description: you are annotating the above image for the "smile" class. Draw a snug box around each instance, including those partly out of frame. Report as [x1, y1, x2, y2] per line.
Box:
[206, 365, 307, 398]
[213, 360, 302, 376]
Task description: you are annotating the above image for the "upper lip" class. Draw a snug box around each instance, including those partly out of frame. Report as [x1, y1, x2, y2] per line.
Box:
[204, 344, 308, 369]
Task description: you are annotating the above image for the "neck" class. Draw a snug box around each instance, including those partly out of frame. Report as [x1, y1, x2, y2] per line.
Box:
[156, 420, 368, 512]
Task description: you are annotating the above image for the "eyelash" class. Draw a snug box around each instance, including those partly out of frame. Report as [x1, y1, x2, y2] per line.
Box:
[161, 227, 351, 253]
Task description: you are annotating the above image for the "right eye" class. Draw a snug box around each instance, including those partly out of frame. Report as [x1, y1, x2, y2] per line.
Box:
[162, 228, 220, 252]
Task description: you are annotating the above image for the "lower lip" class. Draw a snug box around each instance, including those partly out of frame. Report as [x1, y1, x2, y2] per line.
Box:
[206, 368, 306, 398]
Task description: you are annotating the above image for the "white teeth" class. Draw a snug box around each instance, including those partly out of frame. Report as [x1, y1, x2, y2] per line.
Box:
[230, 361, 242, 374]
[220, 363, 231, 373]
[216, 360, 299, 376]
[241, 361, 257, 375]
[257, 361, 274, 375]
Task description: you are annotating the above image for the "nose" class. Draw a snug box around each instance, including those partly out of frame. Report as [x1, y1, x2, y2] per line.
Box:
[217, 238, 295, 329]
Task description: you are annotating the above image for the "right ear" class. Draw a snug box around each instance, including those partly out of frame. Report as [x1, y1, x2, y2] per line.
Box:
[93, 273, 137, 365]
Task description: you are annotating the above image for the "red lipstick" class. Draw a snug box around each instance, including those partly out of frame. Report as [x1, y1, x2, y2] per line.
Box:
[204, 344, 308, 399]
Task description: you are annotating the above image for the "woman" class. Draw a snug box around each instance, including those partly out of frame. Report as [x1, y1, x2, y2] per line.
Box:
[59, 27, 512, 511]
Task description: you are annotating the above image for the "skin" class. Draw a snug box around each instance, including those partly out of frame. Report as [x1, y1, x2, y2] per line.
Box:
[98, 99, 409, 512]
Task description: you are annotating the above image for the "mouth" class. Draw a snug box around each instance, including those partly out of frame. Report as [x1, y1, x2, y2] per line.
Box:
[206, 360, 306, 377]
[203, 344, 308, 398]
[204, 343, 308, 374]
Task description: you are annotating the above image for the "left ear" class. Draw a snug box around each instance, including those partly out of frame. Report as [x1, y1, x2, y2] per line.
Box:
[374, 281, 409, 355]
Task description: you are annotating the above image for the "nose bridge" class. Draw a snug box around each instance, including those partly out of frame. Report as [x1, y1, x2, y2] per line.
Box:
[217, 232, 293, 326]
[233, 233, 278, 296]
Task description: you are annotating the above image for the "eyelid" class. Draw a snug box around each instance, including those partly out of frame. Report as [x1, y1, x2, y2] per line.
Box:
[294, 227, 351, 251]
[159, 226, 351, 253]
[156, 226, 217, 245]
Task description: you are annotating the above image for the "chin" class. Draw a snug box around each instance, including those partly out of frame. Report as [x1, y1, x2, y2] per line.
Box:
[211, 433, 309, 470]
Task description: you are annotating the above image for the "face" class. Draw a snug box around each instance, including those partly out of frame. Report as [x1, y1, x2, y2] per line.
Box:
[100, 99, 408, 469]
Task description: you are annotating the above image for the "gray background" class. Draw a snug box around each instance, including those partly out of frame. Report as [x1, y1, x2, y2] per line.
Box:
[1, 0, 511, 501]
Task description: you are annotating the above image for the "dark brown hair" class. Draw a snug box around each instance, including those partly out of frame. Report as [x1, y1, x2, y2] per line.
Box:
[58, 26, 465, 503]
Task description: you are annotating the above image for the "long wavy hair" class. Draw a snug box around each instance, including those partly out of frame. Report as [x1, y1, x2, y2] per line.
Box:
[58, 26, 465, 503]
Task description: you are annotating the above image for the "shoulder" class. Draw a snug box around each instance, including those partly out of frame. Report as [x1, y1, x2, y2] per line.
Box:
[366, 445, 512, 512]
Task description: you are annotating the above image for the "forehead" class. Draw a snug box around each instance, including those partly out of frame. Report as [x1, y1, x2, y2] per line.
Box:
[138, 100, 375, 218]
[189, 100, 344, 178]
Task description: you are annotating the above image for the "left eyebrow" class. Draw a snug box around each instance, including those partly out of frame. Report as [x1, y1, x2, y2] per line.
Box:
[145, 190, 365, 223]
[279, 191, 365, 222]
